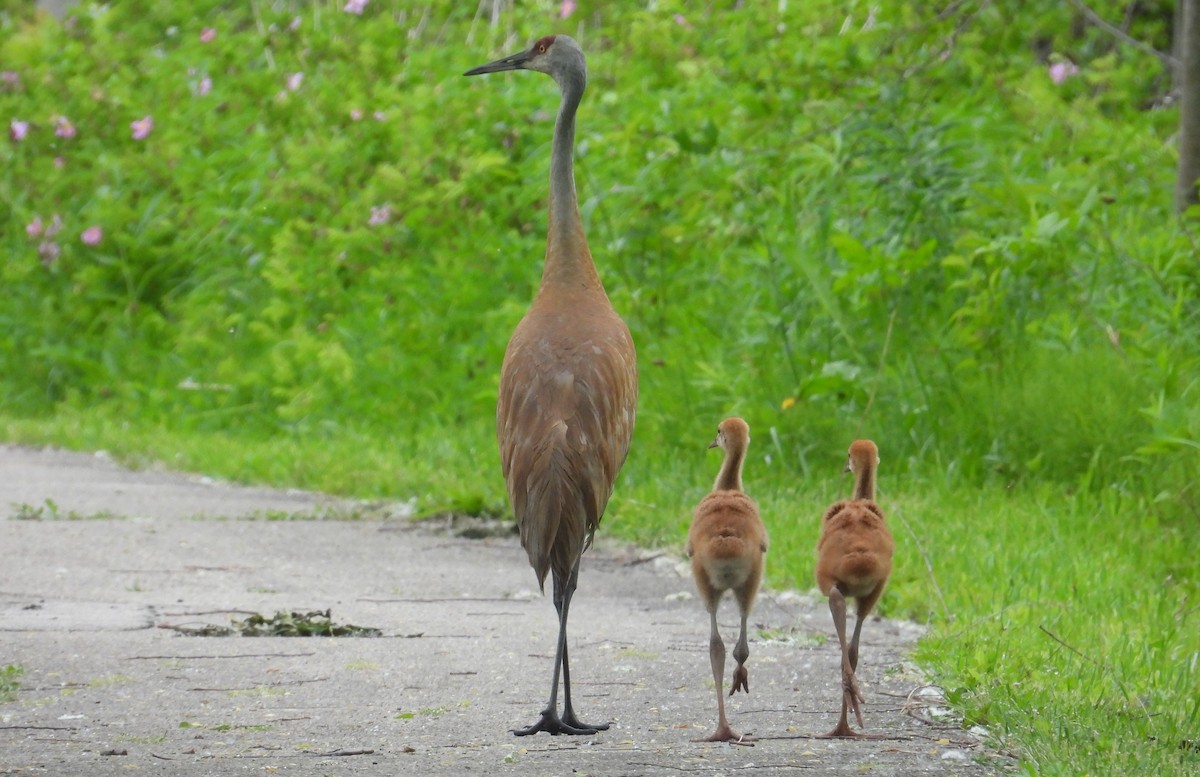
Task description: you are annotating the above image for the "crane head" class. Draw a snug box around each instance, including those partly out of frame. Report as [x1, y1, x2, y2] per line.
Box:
[464, 35, 586, 82]
[708, 417, 750, 451]
[845, 439, 879, 474]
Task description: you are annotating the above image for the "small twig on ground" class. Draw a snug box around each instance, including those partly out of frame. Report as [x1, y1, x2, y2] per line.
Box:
[189, 677, 328, 691]
[313, 748, 375, 757]
[905, 731, 983, 747]
[626, 763, 716, 773]
[906, 707, 946, 726]
[357, 596, 522, 603]
[157, 623, 235, 636]
[159, 609, 261, 617]
[125, 652, 316, 660]
[0, 725, 76, 731]
[762, 732, 912, 742]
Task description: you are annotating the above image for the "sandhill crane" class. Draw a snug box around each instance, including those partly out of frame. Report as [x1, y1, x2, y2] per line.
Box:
[465, 35, 637, 737]
[686, 418, 768, 744]
[815, 439, 895, 737]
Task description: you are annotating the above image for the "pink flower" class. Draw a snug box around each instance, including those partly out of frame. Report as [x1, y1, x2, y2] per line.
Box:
[559, 0, 576, 18]
[44, 214, 63, 238]
[373, 110, 387, 121]
[26, 216, 43, 238]
[0, 71, 19, 90]
[344, 0, 368, 14]
[81, 226, 102, 245]
[200, 27, 216, 43]
[288, 16, 301, 31]
[131, 115, 153, 140]
[286, 72, 304, 91]
[196, 75, 212, 96]
[674, 13, 692, 29]
[54, 116, 76, 138]
[368, 205, 391, 226]
[10, 119, 28, 141]
[1049, 61, 1079, 84]
[349, 108, 364, 121]
[54, 156, 65, 169]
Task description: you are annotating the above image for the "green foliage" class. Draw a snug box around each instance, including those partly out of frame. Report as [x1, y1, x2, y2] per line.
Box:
[10, 498, 121, 520]
[230, 609, 381, 638]
[0, 664, 23, 702]
[2, 1, 1199, 773]
[163, 608, 381, 637]
[912, 483, 1200, 775]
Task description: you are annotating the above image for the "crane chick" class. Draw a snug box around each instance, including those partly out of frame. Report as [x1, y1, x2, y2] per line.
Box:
[815, 439, 894, 738]
[686, 417, 768, 744]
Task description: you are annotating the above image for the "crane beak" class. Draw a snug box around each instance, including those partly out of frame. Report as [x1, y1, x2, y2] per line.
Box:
[707, 437, 720, 450]
[464, 47, 536, 76]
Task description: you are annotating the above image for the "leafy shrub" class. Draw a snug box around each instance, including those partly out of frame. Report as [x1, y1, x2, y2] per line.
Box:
[3, 0, 1196, 504]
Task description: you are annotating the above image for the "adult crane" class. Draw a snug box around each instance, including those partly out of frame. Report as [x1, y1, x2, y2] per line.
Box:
[465, 35, 638, 737]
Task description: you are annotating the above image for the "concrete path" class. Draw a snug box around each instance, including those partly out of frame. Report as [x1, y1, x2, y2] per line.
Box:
[0, 444, 1005, 775]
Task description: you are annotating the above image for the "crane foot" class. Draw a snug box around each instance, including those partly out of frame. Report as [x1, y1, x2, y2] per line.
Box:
[697, 722, 756, 745]
[512, 710, 606, 737]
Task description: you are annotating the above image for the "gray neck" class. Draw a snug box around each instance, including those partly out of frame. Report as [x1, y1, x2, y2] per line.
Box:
[853, 460, 876, 501]
[714, 446, 744, 492]
[546, 67, 587, 264]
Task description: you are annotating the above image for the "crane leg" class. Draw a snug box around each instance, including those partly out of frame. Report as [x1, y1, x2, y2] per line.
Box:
[848, 581, 884, 673]
[729, 607, 750, 696]
[560, 558, 610, 732]
[819, 586, 866, 738]
[697, 606, 754, 744]
[513, 558, 607, 736]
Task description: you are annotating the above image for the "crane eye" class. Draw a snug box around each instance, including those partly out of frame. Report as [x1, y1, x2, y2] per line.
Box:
[537, 43, 546, 53]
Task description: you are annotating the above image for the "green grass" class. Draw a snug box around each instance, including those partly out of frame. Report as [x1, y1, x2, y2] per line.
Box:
[0, 665, 23, 703]
[2, 1, 1199, 773]
[10, 498, 121, 521]
[914, 486, 1200, 775]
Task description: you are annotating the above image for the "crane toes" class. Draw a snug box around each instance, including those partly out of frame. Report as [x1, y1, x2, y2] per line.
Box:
[818, 720, 866, 739]
[512, 709, 605, 737]
[697, 721, 757, 745]
[845, 689, 865, 729]
[841, 670, 865, 721]
[562, 708, 611, 733]
[728, 665, 750, 696]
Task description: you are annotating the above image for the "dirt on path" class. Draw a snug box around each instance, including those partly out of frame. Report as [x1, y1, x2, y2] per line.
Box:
[0, 444, 1007, 775]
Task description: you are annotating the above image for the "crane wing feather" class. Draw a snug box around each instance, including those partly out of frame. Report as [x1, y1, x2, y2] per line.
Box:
[497, 300, 636, 590]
